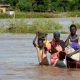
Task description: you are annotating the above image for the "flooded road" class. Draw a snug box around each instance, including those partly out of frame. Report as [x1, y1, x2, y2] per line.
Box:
[0, 33, 80, 80]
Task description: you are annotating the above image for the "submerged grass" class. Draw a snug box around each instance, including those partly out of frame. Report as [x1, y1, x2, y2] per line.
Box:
[68, 11, 80, 17]
[13, 11, 80, 18]
[75, 23, 80, 29]
[6, 22, 28, 33]
[0, 28, 6, 33]
[0, 19, 63, 33]
[61, 31, 68, 34]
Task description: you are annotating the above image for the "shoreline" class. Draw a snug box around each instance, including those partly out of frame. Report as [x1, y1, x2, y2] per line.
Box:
[0, 11, 80, 18]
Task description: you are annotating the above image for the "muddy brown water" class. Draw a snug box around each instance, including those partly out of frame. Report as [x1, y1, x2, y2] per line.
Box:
[0, 33, 80, 80]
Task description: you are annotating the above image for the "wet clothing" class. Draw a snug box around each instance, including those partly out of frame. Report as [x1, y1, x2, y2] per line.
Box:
[67, 56, 80, 68]
[43, 40, 51, 51]
[70, 42, 80, 49]
[66, 56, 76, 68]
[35, 45, 49, 65]
[65, 34, 79, 49]
[33, 32, 49, 65]
[50, 39, 65, 54]
[54, 59, 66, 68]
[50, 39, 66, 65]
[69, 34, 78, 43]
[65, 34, 80, 68]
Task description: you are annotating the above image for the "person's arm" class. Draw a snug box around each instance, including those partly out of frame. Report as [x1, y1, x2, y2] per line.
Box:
[33, 32, 38, 47]
[65, 35, 70, 46]
[78, 36, 80, 45]
[66, 48, 80, 57]
[49, 42, 57, 54]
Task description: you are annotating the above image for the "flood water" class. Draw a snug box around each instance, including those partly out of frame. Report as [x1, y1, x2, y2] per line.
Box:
[0, 33, 80, 80]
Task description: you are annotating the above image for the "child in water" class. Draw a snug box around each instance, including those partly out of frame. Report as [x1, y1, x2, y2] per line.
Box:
[33, 32, 49, 65]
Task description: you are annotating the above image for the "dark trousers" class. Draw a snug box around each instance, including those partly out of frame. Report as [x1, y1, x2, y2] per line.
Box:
[66, 57, 76, 68]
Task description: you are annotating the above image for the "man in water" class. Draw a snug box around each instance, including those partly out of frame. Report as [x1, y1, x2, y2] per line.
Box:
[65, 24, 80, 49]
[65, 24, 80, 68]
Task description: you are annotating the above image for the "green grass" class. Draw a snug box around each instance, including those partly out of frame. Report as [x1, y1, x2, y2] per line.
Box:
[0, 19, 63, 33]
[61, 31, 68, 34]
[0, 11, 80, 18]
[6, 22, 28, 33]
[0, 13, 13, 18]
[0, 28, 6, 33]
[75, 23, 80, 29]
[68, 11, 80, 17]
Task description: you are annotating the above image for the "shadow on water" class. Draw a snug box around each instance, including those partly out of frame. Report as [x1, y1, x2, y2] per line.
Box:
[0, 33, 80, 80]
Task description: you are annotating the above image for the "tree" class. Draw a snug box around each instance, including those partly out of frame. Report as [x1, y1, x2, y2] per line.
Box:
[32, 0, 50, 12]
[16, 0, 33, 11]
[0, 0, 80, 12]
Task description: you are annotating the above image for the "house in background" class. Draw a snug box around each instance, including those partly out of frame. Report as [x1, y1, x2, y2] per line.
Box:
[0, 4, 10, 13]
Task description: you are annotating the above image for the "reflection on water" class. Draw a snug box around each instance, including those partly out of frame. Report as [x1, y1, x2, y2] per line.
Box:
[0, 33, 80, 80]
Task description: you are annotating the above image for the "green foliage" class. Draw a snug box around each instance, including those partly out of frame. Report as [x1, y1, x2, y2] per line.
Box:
[0, 19, 63, 33]
[0, 28, 6, 33]
[0, 13, 13, 18]
[54, 22, 63, 30]
[75, 23, 80, 29]
[7, 22, 28, 33]
[29, 19, 54, 33]
[32, 0, 49, 12]
[61, 31, 68, 34]
[1, 0, 80, 12]
[16, 0, 32, 11]
[0, 11, 80, 18]
[68, 11, 80, 17]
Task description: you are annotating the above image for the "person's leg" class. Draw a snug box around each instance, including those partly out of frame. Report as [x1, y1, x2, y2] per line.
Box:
[50, 52, 58, 65]
[66, 57, 76, 68]
[39, 57, 49, 65]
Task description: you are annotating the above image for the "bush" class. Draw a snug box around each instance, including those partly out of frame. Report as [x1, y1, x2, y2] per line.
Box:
[28, 19, 63, 33]
[28, 19, 53, 33]
[16, 0, 32, 11]
[7, 22, 28, 33]
[68, 11, 80, 17]
[0, 13, 13, 18]
[15, 12, 26, 18]
[0, 28, 6, 33]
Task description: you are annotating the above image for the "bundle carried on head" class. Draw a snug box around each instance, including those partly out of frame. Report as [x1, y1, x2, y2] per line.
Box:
[37, 32, 47, 41]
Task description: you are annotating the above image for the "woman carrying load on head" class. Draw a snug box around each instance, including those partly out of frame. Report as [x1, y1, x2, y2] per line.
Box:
[65, 24, 80, 68]
[49, 31, 66, 68]
[33, 32, 50, 65]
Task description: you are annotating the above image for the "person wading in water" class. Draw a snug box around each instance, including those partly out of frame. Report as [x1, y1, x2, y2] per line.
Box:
[65, 24, 80, 68]
[49, 31, 66, 68]
[33, 32, 49, 65]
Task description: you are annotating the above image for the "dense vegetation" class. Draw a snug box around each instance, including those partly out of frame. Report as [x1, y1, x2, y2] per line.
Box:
[0, 0, 80, 12]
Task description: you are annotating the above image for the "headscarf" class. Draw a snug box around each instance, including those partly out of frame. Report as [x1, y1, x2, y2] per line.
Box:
[53, 31, 60, 37]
